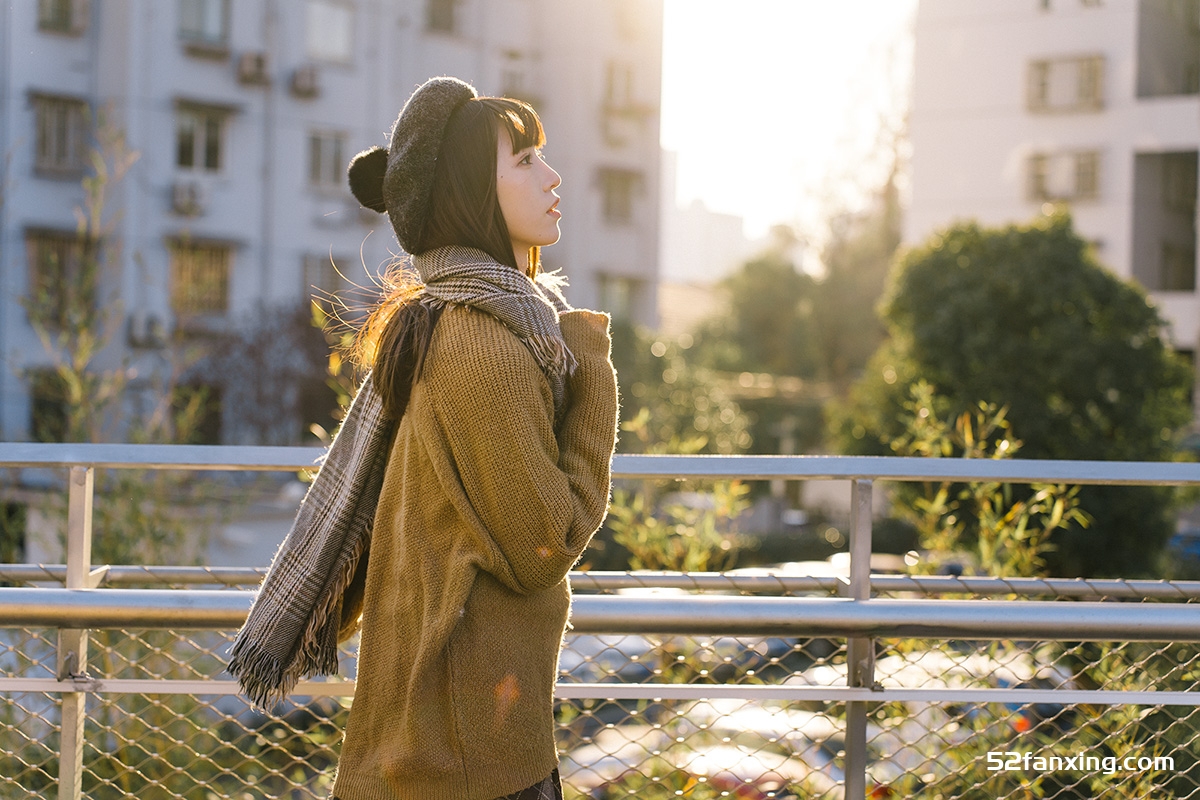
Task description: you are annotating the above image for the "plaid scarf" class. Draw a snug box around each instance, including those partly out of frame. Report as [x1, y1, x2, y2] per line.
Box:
[226, 246, 574, 709]
[415, 245, 577, 421]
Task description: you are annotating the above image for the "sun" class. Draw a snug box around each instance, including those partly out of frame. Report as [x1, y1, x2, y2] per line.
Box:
[661, 0, 916, 239]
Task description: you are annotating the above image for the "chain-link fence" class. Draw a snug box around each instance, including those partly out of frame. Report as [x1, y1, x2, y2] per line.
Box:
[3, 570, 1200, 799]
[3, 447, 1200, 799]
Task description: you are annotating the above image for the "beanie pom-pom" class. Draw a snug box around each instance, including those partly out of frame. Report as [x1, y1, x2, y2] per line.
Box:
[348, 147, 388, 213]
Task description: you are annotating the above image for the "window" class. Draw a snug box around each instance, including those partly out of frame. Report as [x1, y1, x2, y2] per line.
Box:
[308, 131, 346, 189]
[25, 228, 97, 329]
[1131, 152, 1197, 292]
[38, 0, 87, 34]
[597, 274, 640, 321]
[1027, 151, 1101, 201]
[176, 105, 226, 172]
[170, 241, 231, 319]
[179, 0, 229, 50]
[1075, 151, 1100, 198]
[1028, 55, 1105, 111]
[33, 94, 87, 173]
[598, 168, 643, 223]
[28, 369, 68, 443]
[605, 62, 635, 109]
[306, 0, 354, 62]
[1163, 152, 1199, 212]
[1161, 242, 1197, 291]
[426, 0, 460, 33]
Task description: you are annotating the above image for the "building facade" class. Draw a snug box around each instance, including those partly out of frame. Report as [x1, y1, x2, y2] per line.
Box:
[0, 0, 662, 442]
[908, 0, 1199, 355]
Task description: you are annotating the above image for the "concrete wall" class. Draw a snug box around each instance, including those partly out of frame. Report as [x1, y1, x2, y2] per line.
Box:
[0, 0, 663, 441]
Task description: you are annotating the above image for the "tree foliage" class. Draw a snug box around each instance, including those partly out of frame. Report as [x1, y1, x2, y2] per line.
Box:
[890, 381, 1088, 578]
[836, 212, 1193, 576]
[609, 319, 750, 455]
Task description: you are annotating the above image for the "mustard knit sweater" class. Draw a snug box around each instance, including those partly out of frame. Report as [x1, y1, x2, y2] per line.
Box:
[331, 304, 619, 800]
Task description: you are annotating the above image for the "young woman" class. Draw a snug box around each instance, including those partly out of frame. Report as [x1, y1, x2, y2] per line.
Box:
[227, 77, 618, 800]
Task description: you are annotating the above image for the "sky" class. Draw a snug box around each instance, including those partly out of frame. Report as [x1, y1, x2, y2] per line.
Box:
[660, 0, 918, 240]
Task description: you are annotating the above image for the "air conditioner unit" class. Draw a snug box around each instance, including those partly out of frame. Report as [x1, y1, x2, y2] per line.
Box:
[290, 65, 319, 98]
[237, 51, 270, 85]
[171, 181, 205, 215]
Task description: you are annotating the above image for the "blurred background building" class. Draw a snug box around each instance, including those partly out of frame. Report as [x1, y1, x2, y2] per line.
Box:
[908, 0, 1200, 361]
[0, 0, 662, 443]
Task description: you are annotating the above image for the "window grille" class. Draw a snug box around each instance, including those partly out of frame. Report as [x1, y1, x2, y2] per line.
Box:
[426, 0, 458, 33]
[1027, 55, 1105, 112]
[1027, 151, 1101, 202]
[599, 169, 642, 224]
[176, 106, 225, 172]
[179, 0, 229, 48]
[170, 242, 231, 318]
[308, 131, 347, 189]
[37, 0, 87, 34]
[24, 229, 96, 329]
[33, 95, 87, 173]
[306, 0, 354, 63]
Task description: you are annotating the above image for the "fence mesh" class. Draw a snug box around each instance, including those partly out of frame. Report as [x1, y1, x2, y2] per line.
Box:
[3, 579, 1200, 799]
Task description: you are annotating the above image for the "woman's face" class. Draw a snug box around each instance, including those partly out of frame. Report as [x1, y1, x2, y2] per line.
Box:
[496, 127, 562, 266]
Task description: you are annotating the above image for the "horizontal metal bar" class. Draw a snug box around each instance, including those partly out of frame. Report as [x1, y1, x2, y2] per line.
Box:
[0, 587, 253, 628]
[569, 572, 1200, 600]
[569, 595, 1200, 640]
[4, 444, 1200, 485]
[8, 565, 1200, 601]
[3, 588, 1200, 640]
[0, 678, 353, 697]
[0, 443, 325, 471]
[0, 677, 1195, 707]
[0, 564, 268, 586]
[553, 684, 1200, 707]
[612, 454, 1200, 486]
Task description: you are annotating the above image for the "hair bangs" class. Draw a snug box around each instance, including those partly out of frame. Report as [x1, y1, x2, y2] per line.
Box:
[490, 99, 544, 153]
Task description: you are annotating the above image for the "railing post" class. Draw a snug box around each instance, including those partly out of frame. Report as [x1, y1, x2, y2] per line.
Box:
[57, 466, 94, 800]
[842, 479, 874, 800]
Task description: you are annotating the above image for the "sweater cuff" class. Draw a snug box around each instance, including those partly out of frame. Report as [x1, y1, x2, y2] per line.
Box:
[559, 310, 611, 353]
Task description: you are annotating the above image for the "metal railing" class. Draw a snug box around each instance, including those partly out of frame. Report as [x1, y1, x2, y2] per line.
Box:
[2, 444, 1200, 799]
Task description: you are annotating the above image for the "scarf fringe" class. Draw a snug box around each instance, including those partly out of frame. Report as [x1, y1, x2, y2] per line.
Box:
[228, 522, 367, 711]
[525, 334, 579, 378]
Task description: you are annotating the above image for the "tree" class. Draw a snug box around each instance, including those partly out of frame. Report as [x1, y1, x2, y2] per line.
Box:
[808, 168, 901, 392]
[835, 212, 1193, 576]
[609, 319, 750, 455]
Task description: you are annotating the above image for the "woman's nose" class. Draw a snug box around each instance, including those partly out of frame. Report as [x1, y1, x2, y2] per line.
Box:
[545, 163, 561, 191]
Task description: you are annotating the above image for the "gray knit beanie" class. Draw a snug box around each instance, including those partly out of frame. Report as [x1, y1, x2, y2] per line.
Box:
[347, 76, 479, 253]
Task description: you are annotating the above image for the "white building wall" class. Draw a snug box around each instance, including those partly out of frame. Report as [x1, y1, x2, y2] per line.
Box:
[908, 0, 1200, 350]
[0, 0, 662, 441]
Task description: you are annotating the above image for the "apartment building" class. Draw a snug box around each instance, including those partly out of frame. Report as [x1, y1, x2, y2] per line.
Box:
[908, 0, 1199, 357]
[0, 0, 662, 443]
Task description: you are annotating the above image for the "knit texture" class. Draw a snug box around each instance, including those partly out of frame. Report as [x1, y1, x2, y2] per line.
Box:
[415, 245, 577, 424]
[225, 246, 578, 711]
[383, 77, 478, 252]
[331, 305, 619, 800]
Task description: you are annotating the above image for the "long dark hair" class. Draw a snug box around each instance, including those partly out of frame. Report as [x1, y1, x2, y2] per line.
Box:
[353, 97, 547, 420]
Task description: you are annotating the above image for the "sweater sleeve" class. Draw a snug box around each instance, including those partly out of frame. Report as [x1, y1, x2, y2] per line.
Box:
[423, 307, 619, 594]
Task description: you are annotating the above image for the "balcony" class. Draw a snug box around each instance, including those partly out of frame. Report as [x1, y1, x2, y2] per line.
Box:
[1, 445, 1199, 799]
